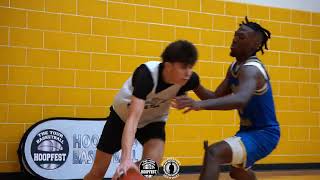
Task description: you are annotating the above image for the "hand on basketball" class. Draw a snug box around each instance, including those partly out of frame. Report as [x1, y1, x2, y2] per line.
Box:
[172, 95, 202, 113]
[112, 160, 139, 180]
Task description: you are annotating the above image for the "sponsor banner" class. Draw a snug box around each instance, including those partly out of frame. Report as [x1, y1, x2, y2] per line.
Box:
[18, 118, 143, 179]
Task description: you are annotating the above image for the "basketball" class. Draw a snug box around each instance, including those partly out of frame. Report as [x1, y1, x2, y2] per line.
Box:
[119, 168, 145, 180]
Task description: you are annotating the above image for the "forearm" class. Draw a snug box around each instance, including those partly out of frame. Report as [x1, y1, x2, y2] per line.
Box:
[197, 89, 217, 100]
[121, 118, 138, 162]
[198, 94, 245, 110]
[194, 85, 217, 100]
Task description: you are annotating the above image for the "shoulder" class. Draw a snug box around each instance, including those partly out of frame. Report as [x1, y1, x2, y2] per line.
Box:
[132, 64, 153, 86]
[238, 65, 260, 80]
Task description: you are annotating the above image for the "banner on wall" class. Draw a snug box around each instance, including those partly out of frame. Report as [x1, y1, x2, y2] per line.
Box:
[18, 118, 143, 179]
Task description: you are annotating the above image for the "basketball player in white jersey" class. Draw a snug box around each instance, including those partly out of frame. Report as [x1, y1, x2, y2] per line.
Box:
[84, 40, 209, 180]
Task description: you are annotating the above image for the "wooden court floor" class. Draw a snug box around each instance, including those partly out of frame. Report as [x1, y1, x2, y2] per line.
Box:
[153, 170, 320, 180]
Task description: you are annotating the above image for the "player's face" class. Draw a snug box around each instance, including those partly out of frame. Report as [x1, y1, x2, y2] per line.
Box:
[168, 62, 193, 85]
[230, 25, 257, 58]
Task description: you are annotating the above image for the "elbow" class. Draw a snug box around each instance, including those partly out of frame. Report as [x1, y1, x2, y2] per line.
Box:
[237, 100, 246, 109]
[199, 96, 210, 100]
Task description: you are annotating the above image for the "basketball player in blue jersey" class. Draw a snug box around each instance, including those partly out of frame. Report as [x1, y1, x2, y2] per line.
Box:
[173, 17, 280, 180]
[84, 40, 205, 180]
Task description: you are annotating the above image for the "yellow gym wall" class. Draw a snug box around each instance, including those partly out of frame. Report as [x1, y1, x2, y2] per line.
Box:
[0, 0, 319, 172]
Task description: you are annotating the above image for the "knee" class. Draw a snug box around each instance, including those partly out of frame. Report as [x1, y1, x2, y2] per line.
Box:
[205, 144, 220, 160]
[205, 144, 223, 163]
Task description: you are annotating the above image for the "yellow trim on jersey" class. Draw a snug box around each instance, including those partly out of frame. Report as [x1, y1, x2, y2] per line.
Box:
[253, 83, 268, 95]
[230, 61, 238, 78]
[231, 69, 238, 78]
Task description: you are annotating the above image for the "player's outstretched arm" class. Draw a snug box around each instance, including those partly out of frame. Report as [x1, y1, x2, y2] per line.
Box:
[113, 96, 145, 179]
[196, 65, 258, 110]
[175, 66, 258, 112]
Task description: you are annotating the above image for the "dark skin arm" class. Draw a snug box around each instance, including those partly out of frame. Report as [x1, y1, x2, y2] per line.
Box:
[193, 67, 232, 100]
[175, 65, 259, 112]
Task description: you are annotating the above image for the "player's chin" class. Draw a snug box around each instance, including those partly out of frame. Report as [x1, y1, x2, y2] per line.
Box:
[230, 50, 236, 57]
[178, 79, 189, 85]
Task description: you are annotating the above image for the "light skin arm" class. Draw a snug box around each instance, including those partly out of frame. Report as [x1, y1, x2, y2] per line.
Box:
[176, 65, 259, 112]
[112, 96, 145, 179]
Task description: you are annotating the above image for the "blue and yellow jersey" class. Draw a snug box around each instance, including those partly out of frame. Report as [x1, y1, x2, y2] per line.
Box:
[228, 56, 279, 131]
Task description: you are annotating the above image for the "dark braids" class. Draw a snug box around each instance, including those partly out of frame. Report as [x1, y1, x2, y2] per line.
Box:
[241, 16, 271, 54]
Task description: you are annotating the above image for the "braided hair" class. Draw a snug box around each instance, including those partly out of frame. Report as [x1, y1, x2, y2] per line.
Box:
[241, 16, 271, 54]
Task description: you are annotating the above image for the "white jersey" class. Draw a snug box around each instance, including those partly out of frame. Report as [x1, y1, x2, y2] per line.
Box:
[112, 61, 182, 128]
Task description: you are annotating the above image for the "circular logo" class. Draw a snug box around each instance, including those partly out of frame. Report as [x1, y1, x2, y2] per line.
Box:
[31, 129, 69, 170]
[162, 158, 180, 179]
[139, 158, 159, 178]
